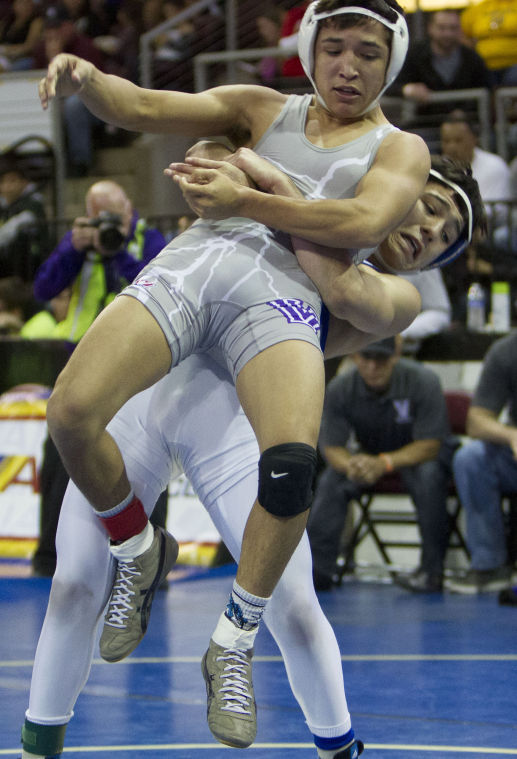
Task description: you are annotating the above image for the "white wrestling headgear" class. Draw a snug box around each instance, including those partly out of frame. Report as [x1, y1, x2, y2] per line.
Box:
[298, 1, 409, 113]
[424, 168, 474, 269]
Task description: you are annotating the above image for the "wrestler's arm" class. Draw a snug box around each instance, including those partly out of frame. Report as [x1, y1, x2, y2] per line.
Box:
[39, 54, 284, 138]
[169, 130, 430, 250]
[173, 145, 421, 334]
[230, 153, 422, 333]
[323, 265, 421, 358]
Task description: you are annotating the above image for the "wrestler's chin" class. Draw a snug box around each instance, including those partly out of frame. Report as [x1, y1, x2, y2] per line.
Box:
[377, 240, 412, 272]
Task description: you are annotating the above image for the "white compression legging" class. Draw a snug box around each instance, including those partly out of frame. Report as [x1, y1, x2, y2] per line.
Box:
[27, 473, 351, 739]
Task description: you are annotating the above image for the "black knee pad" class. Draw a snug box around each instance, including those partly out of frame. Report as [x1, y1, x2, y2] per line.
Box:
[258, 442, 318, 517]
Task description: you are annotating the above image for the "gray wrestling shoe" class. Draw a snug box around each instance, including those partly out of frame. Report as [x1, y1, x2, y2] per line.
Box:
[201, 638, 256, 748]
[100, 526, 178, 662]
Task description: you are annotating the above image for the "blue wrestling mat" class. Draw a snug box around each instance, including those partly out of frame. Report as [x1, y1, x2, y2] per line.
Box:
[1, 571, 516, 758]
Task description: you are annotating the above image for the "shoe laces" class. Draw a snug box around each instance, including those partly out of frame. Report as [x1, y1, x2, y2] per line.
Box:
[105, 561, 141, 628]
[216, 648, 253, 714]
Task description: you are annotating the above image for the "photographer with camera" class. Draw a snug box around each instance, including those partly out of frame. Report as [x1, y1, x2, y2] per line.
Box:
[33, 179, 166, 345]
[31, 179, 166, 577]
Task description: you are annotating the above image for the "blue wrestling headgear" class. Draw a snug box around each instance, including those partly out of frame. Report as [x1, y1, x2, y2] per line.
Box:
[298, 1, 409, 113]
[424, 168, 474, 270]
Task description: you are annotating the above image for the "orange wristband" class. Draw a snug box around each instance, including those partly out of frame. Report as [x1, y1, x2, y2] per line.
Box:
[379, 453, 394, 473]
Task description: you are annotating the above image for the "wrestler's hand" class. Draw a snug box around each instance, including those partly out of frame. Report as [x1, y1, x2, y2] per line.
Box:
[227, 147, 301, 198]
[39, 54, 94, 109]
[165, 161, 245, 219]
[166, 156, 252, 189]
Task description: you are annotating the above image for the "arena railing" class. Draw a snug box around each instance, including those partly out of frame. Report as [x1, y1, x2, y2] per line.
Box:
[494, 87, 517, 162]
[139, 0, 236, 90]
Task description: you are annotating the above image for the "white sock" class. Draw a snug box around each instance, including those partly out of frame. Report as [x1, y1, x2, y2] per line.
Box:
[226, 580, 270, 628]
[22, 752, 46, 759]
[109, 521, 154, 561]
[212, 610, 259, 650]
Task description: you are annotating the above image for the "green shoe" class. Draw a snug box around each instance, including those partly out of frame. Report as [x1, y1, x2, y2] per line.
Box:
[201, 638, 256, 748]
[100, 526, 178, 662]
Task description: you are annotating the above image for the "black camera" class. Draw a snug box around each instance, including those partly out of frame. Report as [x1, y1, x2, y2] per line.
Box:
[88, 211, 125, 253]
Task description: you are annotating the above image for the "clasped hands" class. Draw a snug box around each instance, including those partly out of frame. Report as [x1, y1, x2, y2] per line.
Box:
[164, 146, 293, 219]
[344, 453, 387, 486]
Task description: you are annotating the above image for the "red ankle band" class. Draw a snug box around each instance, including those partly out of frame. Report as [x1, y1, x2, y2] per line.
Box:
[99, 496, 148, 541]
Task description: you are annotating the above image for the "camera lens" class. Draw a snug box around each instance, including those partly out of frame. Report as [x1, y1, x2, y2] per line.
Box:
[99, 225, 124, 252]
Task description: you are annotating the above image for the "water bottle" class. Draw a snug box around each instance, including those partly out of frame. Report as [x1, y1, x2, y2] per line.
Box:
[466, 282, 486, 332]
[491, 281, 511, 333]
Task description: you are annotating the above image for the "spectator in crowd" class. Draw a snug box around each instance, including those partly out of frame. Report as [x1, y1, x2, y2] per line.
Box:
[448, 332, 517, 594]
[307, 336, 453, 593]
[0, 155, 49, 282]
[61, 0, 114, 39]
[461, 0, 517, 86]
[31, 179, 167, 577]
[399, 268, 451, 351]
[33, 179, 165, 345]
[278, 0, 309, 78]
[0, 276, 71, 337]
[497, 154, 517, 256]
[440, 109, 512, 319]
[389, 9, 491, 124]
[142, 0, 166, 32]
[441, 110, 512, 220]
[511, 154, 517, 199]
[93, 0, 142, 82]
[20, 287, 72, 338]
[254, 4, 287, 85]
[0, 275, 39, 335]
[32, 4, 106, 176]
[153, 0, 197, 64]
[0, 0, 44, 72]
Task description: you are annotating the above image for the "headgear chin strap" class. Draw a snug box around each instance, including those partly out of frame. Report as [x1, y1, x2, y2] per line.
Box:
[298, 1, 409, 114]
[424, 168, 474, 269]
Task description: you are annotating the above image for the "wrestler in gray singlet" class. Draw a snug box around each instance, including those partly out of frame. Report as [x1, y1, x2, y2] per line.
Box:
[123, 94, 397, 379]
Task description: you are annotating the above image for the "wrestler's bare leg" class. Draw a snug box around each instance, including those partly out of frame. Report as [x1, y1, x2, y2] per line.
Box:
[235, 339, 324, 597]
[46, 295, 171, 510]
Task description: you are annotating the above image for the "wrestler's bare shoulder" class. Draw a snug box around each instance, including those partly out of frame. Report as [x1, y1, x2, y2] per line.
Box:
[381, 129, 429, 157]
[375, 129, 431, 175]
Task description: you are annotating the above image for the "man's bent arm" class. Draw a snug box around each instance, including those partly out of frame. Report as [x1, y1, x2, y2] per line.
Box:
[467, 406, 517, 452]
[296, 246, 421, 331]
[377, 439, 441, 470]
[180, 131, 430, 249]
[177, 145, 422, 335]
[321, 445, 353, 475]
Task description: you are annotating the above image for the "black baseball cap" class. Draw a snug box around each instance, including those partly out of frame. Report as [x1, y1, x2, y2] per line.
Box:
[359, 337, 396, 358]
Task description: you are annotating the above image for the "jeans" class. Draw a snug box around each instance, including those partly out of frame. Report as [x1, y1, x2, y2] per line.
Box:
[62, 95, 102, 169]
[453, 440, 517, 570]
[307, 458, 450, 577]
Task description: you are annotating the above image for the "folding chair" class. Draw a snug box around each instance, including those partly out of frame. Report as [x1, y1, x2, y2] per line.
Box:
[340, 390, 472, 572]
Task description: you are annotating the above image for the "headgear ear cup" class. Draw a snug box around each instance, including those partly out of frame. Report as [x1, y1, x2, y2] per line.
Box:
[297, 1, 409, 112]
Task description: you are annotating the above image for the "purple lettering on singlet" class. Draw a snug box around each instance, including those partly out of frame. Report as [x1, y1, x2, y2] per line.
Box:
[267, 299, 320, 334]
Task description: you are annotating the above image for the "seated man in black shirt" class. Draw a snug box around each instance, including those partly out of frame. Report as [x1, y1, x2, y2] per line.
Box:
[308, 336, 453, 593]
